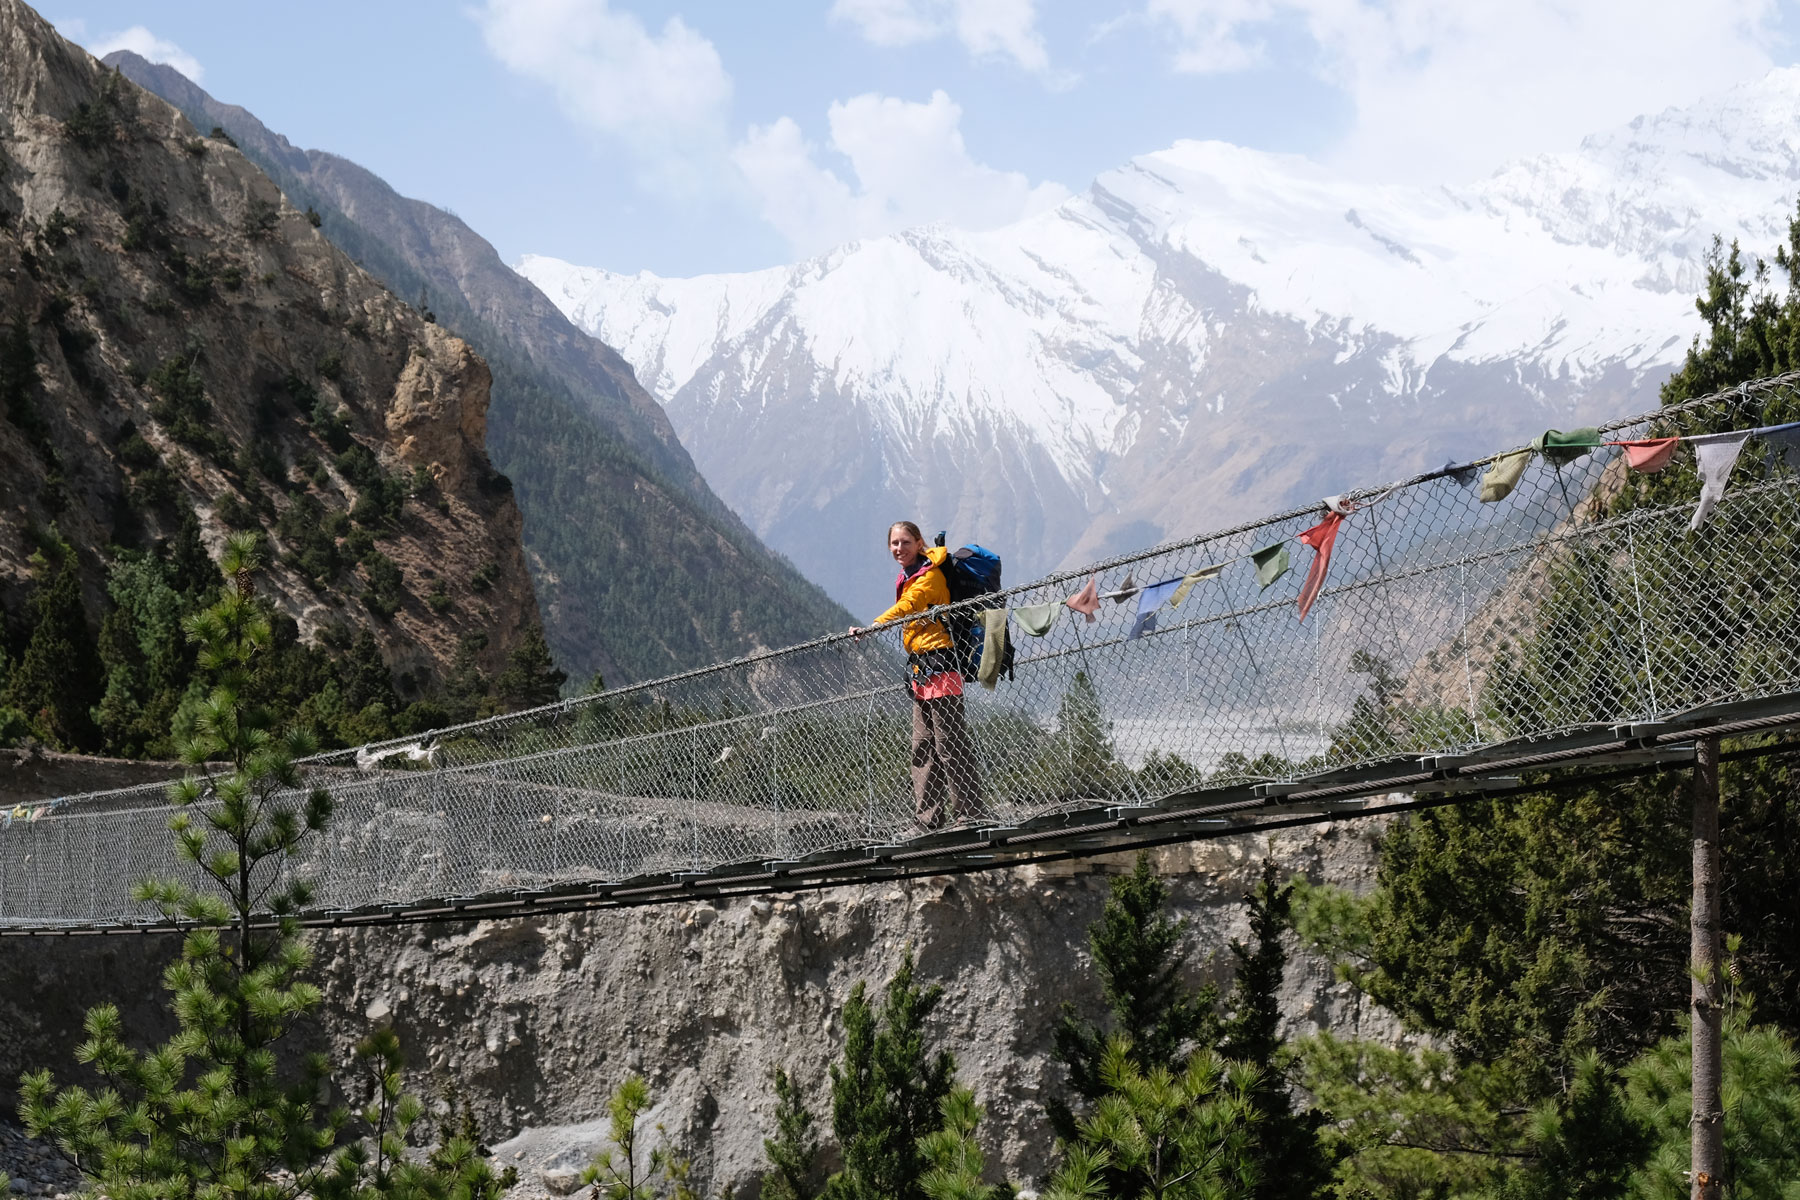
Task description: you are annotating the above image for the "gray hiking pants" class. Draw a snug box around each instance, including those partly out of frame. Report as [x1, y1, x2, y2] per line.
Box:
[911, 693, 983, 829]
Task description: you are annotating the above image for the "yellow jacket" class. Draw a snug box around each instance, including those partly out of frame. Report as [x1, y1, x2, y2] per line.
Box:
[874, 546, 955, 655]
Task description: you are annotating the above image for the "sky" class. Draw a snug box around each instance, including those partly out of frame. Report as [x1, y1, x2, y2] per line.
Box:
[47, 1, 1800, 279]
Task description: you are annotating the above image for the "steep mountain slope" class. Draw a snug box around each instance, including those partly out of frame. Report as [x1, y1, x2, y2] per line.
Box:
[0, 0, 536, 697]
[524, 72, 1800, 617]
[109, 53, 853, 686]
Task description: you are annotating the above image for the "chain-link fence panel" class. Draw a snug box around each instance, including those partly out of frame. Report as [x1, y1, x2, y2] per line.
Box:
[7, 373, 1800, 927]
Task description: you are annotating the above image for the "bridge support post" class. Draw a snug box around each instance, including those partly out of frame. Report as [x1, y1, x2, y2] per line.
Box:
[1690, 735, 1724, 1200]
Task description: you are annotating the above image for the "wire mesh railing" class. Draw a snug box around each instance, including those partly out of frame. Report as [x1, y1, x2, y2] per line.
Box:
[7, 373, 1800, 927]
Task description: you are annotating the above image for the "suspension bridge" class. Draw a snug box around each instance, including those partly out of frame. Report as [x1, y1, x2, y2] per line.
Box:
[6, 374, 1800, 936]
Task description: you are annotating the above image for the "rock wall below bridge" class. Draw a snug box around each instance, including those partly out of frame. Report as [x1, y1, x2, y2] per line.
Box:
[1, 756, 1403, 1196]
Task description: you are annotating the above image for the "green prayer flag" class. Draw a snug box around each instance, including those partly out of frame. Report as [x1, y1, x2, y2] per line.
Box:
[978, 609, 1008, 690]
[1480, 450, 1532, 503]
[1252, 543, 1289, 590]
[1532, 427, 1602, 466]
[1013, 601, 1058, 637]
[1169, 564, 1223, 609]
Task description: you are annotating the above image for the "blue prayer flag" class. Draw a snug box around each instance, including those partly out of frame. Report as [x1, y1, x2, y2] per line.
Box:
[1128, 577, 1184, 641]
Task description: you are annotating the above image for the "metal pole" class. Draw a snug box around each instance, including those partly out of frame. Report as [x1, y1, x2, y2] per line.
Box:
[1690, 735, 1724, 1200]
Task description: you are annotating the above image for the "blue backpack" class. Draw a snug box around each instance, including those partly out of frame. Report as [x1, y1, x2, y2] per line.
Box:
[935, 535, 1012, 682]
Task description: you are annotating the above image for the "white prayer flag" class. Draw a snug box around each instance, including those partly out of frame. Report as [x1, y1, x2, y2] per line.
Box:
[1689, 430, 1752, 532]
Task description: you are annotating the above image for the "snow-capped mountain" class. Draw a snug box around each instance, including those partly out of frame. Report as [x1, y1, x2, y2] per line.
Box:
[521, 70, 1800, 618]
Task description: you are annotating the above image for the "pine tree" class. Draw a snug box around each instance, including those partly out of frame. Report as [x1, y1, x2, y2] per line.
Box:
[90, 661, 144, 754]
[96, 551, 205, 758]
[1293, 1035, 1521, 1198]
[344, 628, 398, 713]
[824, 950, 957, 1200]
[580, 1076, 696, 1200]
[1218, 861, 1331, 1200]
[495, 622, 567, 711]
[762, 1068, 818, 1200]
[0, 645, 22, 747]
[1049, 852, 1218, 1140]
[308, 1027, 513, 1200]
[1617, 988, 1800, 1200]
[1044, 1040, 1261, 1200]
[1497, 1053, 1648, 1200]
[916, 1089, 1011, 1200]
[19, 533, 502, 1200]
[0, 315, 43, 439]
[443, 633, 493, 724]
[91, 601, 148, 754]
[1047, 671, 1124, 798]
[20, 531, 339, 1198]
[2, 540, 103, 749]
[167, 507, 217, 600]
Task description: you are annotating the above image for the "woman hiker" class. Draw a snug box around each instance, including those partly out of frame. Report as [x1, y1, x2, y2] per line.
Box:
[848, 521, 985, 831]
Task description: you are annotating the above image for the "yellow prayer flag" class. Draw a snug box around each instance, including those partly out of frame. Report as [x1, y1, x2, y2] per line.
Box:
[1169, 564, 1224, 609]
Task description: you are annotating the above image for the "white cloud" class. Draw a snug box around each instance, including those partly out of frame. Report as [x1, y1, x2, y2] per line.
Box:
[85, 25, 203, 82]
[734, 90, 1069, 257]
[472, 0, 731, 187]
[1146, 0, 1780, 182]
[831, 0, 1050, 72]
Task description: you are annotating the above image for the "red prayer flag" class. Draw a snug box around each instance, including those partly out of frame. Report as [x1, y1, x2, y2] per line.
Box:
[1296, 512, 1344, 622]
[1065, 576, 1099, 623]
[1608, 437, 1679, 473]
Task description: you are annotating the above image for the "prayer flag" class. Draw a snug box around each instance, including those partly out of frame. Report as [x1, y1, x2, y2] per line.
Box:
[1295, 511, 1344, 621]
[978, 610, 1008, 690]
[1689, 430, 1752, 531]
[1480, 450, 1532, 503]
[1757, 420, 1800, 472]
[1443, 460, 1480, 488]
[1533, 428, 1603, 465]
[1109, 573, 1139, 603]
[1065, 576, 1099, 623]
[1169, 564, 1223, 609]
[1128, 578, 1184, 641]
[1013, 601, 1058, 637]
[1609, 437, 1679, 473]
[1252, 542, 1290, 590]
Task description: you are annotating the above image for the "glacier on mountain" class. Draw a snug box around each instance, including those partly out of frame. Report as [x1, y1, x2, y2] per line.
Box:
[520, 70, 1800, 616]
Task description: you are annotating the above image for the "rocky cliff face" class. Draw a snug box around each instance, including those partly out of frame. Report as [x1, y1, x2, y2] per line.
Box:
[107, 51, 855, 687]
[0, 0, 538, 685]
[307, 831, 1402, 1198]
[0, 753, 1400, 1197]
[100, 51, 697, 496]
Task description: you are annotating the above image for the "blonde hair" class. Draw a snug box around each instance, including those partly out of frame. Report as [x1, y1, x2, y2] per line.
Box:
[888, 521, 924, 544]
